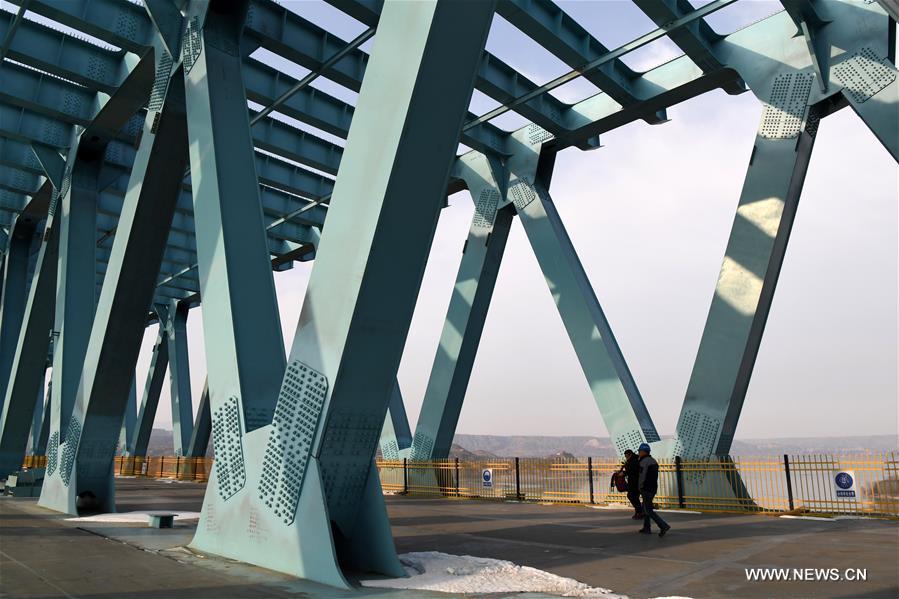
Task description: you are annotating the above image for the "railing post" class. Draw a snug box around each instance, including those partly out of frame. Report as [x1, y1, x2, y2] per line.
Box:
[514, 457, 521, 500]
[784, 454, 795, 511]
[587, 457, 594, 504]
[454, 457, 460, 497]
[675, 456, 685, 509]
[402, 457, 408, 495]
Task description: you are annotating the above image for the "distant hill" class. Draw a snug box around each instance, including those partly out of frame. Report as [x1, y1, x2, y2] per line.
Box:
[452, 434, 897, 458]
[453, 434, 616, 457]
[137, 429, 897, 458]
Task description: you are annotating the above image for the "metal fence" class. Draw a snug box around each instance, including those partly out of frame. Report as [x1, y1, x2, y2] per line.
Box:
[378, 454, 899, 517]
[19, 453, 898, 517]
[112, 456, 214, 481]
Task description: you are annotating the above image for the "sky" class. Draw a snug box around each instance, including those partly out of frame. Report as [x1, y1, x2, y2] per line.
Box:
[128, 0, 897, 440]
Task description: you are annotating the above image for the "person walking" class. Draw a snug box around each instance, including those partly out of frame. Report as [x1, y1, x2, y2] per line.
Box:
[622, 449, 643, 519]
[637, 443, 670, 537]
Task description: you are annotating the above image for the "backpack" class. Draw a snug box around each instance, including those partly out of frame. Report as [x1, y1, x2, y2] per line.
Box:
[611, 471, 628, 492]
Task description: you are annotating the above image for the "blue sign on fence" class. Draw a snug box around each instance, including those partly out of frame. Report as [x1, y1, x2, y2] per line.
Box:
[833, 470, 857, 499]
[482, 468, 493, 488]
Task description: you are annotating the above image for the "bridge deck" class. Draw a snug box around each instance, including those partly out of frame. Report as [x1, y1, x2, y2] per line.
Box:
[1, 478, 897, 598]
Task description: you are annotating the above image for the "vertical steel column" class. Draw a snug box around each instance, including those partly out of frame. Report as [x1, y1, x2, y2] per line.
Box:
[182, 0, 286, 441]
[34, 381, 51, 456]
[38, 46, 187, 514]
[48, 128, 99, 455]
[189, 0, 495, 586]
[379, 382, 412, 459]
[186, 379, 210, 458]
[0, 221, 58, 477]
[0, 216, 36, 409]
[164, 299, 193, 456]
[410, 152, 513, 460]
[671, 79, 819, 461]
[509, 125, 659, 457]
[133, 322, 169, 457]
[26, 372, 45, 455]
[119, 376, 136, 456]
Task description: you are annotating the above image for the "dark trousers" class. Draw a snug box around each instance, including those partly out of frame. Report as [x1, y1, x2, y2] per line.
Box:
[641, 491, 669, 531]
[627, 490, 642, 514]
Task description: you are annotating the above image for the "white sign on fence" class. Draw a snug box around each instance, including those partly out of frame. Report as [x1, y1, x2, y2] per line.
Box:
[832, 470, 857, 499]
[482, 468, 493, 488]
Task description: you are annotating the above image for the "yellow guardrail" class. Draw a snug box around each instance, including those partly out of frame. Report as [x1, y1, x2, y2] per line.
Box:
[21, 452, 898, 517]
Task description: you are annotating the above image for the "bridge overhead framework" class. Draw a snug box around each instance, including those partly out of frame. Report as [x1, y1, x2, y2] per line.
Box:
[0, 0, 895, 588]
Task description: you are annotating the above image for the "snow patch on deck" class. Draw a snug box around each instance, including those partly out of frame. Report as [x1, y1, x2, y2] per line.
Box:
[360, 551, 626, 597]
[66, 511, 200, 523]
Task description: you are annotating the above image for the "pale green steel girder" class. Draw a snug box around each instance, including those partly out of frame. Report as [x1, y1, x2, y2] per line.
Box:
[496, 0, 645, 107]
[164, 299, 193, 456]
[409, 152, 513, 461]
[39, 45, 190, 514]
[186, 378, 210, 457]
[0, 215, 36, 410]
[0, 212, 57, 478]
[189, 0, 495, 586]
[33, 380, 51, 456]
[0, 139, 45, 176]
[656, 0, 898, 462]
[379, 382, 412, 460]
[633, 0, 725, 72]
[26, 366, 46, 455]
[118, 376, 136, 456]
[508, 126, 659, 456]
[132, 322, 169, 457]
[181, 0, 287, 438]
[0, 101, 335, 213]
[48, 128, 99, 452]
[1, 0, 511, 153]
[0, 12, 133, 94]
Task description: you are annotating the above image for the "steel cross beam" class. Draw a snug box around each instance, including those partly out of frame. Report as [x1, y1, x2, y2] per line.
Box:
[633, 0, 726, 72]
[4, 0, 512, 155]
[496, 0, 648, 111]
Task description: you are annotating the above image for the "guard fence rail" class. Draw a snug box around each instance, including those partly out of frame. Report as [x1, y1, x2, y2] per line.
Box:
[20, 453, 898, 518]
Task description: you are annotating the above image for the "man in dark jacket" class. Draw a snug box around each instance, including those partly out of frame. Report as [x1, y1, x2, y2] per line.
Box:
[622, 450, 643, 519]
[637, 443, 670, 537]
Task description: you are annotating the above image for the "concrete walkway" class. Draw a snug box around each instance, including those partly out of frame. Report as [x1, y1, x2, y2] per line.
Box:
[1, 478, 897, 598]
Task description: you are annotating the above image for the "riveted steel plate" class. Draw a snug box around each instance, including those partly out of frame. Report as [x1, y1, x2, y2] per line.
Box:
[60, 417, 81, 486]
[833, 47, 896, 104]
[472, 188, 499, 229]
[759, 72, 814, 139]
[212, 396, 246, 500]
[258, 361, 327, 525]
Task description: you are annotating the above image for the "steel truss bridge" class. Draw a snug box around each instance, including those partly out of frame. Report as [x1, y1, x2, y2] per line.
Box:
[0, 0, 895, 587]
